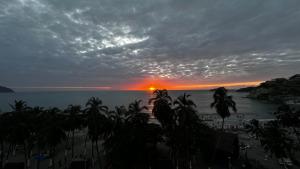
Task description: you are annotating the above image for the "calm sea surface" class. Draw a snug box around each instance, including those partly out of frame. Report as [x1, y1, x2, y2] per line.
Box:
[0, 90, 278, 122]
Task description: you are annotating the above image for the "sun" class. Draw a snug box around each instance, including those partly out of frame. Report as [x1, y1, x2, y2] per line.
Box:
[148, 86, 156, 91]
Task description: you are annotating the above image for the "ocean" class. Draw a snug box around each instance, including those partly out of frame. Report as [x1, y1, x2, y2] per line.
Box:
[0, 90, 278, 123]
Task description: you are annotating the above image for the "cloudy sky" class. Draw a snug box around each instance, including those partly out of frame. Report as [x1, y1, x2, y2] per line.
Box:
[1, 0, 300, 90]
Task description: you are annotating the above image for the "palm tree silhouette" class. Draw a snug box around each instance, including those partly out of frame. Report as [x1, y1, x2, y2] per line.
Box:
[29, 106, 46, 169]
[210, 87, 237, 130]
[0, 112, 11, 169]
[172, 93, 201, 169]
[8, 100, 32, 169]
[42, 108, 66, 169]
[128, 100, 148, 113]
[85, 97, 108, 168]
[63, 105, 84, 158]
[149, 89, 173, 129]
[103, 101, 161, 169]
[9, 100, 29, 112]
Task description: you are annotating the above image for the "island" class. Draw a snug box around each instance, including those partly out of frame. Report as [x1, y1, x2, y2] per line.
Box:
[237, 74, 300, 104]
[0, 85, 14, 93]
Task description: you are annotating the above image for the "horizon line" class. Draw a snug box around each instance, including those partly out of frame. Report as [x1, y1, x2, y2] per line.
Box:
[11, 80, 263, 91]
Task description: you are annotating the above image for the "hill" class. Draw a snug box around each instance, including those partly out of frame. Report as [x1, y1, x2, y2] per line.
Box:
[0, 85, 14, 93]
[247, 74, 300, 103]
[236, 87, 256, 92]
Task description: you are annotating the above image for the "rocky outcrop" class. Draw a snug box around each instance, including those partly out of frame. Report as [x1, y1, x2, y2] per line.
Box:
[0, 85, 14, 93]
[247, 74, 300, 103]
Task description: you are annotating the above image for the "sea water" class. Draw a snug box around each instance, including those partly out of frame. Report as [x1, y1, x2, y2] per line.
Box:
[0, 90, 278, 123]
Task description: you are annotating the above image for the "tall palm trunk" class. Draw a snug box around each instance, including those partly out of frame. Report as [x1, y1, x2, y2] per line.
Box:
[95, 140, 102, 168]
[0, 140, 4, 169]
[91, 141, 94, 158]
[84, 135, 88, 156]
[83, 135, 88, 169]
[91, 141, 94, 168]
[36, 148, 41, 169]
[71, 130, 75, 158]
[50, 147, 56, 169]
[23, 142, 28, 169]
[36, 146, 41, 169]
[6, 143, 12, 160]
[65, 132, 70, 147]
[221, 118, 225, 130]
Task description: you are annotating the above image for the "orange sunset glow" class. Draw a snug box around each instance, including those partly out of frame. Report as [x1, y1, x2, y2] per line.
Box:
[148, 86, 156, 91]
[124, 79, 263, 91]
[125, 78, 173, 91]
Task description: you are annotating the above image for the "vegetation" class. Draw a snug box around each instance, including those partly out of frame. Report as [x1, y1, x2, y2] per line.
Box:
[210, 87, 237, 130]
[245, 104, 300, 164]
[260, 121, 293, 159]
[149, 89, 173, 129]
[274, 104, 300, 144]
[247, 74, 300, 103]
[1, 88, 299, 169]
[0, 89, 220, 169]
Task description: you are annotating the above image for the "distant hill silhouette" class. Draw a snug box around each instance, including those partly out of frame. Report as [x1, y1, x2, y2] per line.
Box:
[244, 74, 300, 103]
[236, 87, 256, 92]
[0, 85, 14, 93]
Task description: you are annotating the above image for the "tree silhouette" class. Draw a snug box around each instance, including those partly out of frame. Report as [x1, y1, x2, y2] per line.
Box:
[42, 108, 66, 169]
[63, 105, 84, 158]
[274, 104, 300, 144]
[103, 101, 162, 169]
[260, 121, 293, 158]
[8, 100, 32, 169]
[85, 97, 108, 168]
[29, 106, 46, 169]
[210, 87, 237, 130]
[0, 112, 11, 169]
[149, 89, 174, 129]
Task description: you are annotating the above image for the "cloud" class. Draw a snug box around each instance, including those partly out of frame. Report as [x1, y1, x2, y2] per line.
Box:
[0, 0, 300, 89]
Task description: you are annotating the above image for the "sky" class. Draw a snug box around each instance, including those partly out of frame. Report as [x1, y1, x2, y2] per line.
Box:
[1, 0, 300, 90]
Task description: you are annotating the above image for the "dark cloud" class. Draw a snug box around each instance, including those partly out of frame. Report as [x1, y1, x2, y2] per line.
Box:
[1, 0, 300, 89]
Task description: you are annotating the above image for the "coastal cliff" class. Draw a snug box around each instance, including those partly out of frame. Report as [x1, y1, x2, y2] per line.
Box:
[239, 74, 300, 103]
[0, 85, 14, 93]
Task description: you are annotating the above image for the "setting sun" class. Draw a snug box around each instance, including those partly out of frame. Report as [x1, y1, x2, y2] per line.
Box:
[148, 86, 156, 91]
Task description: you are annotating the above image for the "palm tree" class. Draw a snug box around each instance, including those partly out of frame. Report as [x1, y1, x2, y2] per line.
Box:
[174, 93, 197, 125]
[127, 100, 148, 122]
[128, 100, 148, 114]
[63, 105, 84, 158]
[103, 101, 161, 169]
[85, 97, 108, 168]
[9, 100, 29, 113]
[29, 106, 46, 169]
[210, 87, 237, 130]
[0, 112, 11, 169]
[42, 108, 66, 169]
[149, 89, 173, 129]
[8, 100, 32, 169]
[172, 93, 200, 169]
